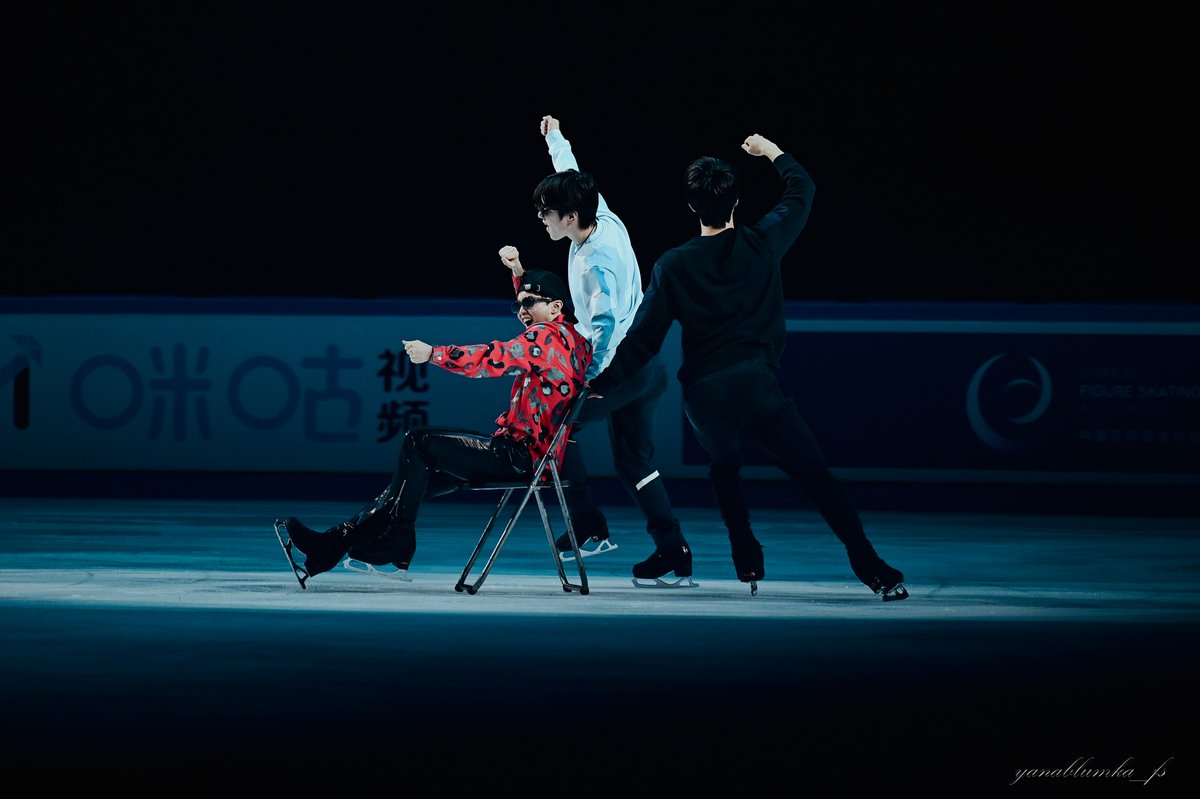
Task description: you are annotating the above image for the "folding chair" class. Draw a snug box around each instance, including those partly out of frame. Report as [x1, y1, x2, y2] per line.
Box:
[454, 392, 590, 596]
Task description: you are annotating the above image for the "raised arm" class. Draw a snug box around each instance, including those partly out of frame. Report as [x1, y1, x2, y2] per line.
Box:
[743, 132, 816, 255]
[541, 115, 579, 173]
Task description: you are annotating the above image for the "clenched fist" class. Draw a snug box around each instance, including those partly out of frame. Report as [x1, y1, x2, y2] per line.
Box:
[402, 339, 432, 364]
[498, 245, 525, 276]
[741, 133, 783, 161]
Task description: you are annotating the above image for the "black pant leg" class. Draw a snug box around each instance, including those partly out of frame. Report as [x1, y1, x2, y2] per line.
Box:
[742, 375, 874, 553]
[683, 374, 750, 534]
[606, 358, 676, 530]
[389, 427, 531, 525]
[558, 427, 604, 523]
[561, 356, 673, 532]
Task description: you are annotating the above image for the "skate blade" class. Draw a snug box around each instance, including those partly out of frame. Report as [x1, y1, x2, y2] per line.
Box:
[880, 583, 910, 602]
[737, 571, 764, 596]
[342, 557, 413, 582]
[559, 540, 618, 562]
[631, 575, 698, 589]
[272, 519, 309, 590]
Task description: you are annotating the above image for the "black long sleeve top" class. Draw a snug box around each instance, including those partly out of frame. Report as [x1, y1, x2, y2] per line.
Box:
[589, 153, 816, 394]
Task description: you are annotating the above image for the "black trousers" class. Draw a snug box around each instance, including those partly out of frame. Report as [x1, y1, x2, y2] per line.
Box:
[384, 427, 532, 526]
[682, 362, 873, 555]
[560, 355, 676, 533]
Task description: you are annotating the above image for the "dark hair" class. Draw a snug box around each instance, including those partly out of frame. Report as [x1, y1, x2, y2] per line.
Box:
[685, 156, 739, 227]
[532, 169, 600, 229]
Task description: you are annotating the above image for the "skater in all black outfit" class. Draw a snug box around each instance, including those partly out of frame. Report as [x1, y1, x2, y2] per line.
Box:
[589, 133, 908, 600]
[273, 270, 590, 588]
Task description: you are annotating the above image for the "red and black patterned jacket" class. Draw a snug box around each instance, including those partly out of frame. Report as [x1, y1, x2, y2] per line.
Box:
[429, 320, 591, 471]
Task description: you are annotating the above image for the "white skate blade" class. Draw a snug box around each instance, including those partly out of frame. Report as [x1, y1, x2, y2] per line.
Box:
[559, 539, 618, 562]
[342, 557, 413, 582]
[631, 575, 698, 589]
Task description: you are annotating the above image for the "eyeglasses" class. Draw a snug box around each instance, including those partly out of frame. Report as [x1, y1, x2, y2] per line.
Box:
[511, 296, 552, 314]
[534, 204, 558, 217]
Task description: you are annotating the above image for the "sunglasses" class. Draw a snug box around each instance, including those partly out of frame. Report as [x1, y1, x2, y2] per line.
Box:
[511, 296, 553, 314]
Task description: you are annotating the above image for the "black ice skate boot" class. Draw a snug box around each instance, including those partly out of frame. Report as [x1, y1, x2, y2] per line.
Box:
[632, 520, 695, 588]
[709, 463, 761, 593]
[555, 510, 615, 560]
[729, 531, 765, 596]
[847, 547, 909, 602]
[276, 516, 353, 580]
[345, 516, 417, 580]
[279, 489, 395, 581]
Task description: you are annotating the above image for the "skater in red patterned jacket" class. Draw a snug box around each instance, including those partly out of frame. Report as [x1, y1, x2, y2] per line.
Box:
[274, 269, 591, 586]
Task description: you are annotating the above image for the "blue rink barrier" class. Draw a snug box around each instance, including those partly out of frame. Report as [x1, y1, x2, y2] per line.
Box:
[2, 296, 1197, 517]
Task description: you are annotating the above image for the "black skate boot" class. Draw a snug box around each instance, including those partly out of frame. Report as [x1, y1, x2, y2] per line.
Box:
[274, 488, 395, 586]
[555, 511, 616, 561]
[729, 532, 765, 596]
[276, 516, 354, 581]
[632, 520, 696, 588]
[848, 548, 909, 602]
[345, 518, 417, 581]
[709, 464, 760, 594]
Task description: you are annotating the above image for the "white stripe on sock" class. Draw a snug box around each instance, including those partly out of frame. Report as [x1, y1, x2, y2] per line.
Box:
[635, 470, 661, 491]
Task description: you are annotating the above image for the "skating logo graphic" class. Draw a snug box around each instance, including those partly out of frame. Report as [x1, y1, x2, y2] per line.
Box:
[0, 335, 41, 430]
[966, 353, 1053, 452]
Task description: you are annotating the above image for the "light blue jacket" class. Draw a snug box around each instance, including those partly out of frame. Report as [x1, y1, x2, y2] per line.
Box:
[545, 129, 645, 379]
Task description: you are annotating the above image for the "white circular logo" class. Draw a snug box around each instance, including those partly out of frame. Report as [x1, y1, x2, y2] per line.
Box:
[966, 353, 1053, 452]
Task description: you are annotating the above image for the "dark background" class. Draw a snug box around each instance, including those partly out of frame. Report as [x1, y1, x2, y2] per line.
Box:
[4, 2, 1192, 304]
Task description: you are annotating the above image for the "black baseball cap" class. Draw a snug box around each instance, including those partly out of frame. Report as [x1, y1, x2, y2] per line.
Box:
[518, 270, 574, 317]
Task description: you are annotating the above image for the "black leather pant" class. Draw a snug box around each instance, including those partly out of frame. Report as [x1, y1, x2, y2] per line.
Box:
[385, 427, 533, 526]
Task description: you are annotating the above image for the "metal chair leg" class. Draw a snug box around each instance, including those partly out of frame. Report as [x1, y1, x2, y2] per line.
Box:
[455, 488, 513, 593]
[545, 462, 588, 594]
[535, 490, 587, 594]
